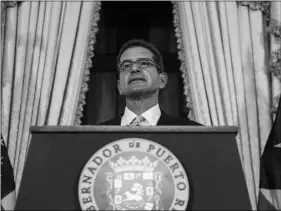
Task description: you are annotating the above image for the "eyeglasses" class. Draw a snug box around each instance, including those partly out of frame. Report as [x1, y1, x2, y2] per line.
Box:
[118, 58, 160, 73]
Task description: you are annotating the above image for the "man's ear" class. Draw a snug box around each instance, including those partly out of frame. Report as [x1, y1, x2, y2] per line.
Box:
[117, 80, 123, 95]
[159, 72, 168, 89]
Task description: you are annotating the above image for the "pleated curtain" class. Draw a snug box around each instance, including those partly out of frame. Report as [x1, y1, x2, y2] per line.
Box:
[173, 1, 280, 209]
[2, 1, 280, 208]
[1, 1, 101, 194]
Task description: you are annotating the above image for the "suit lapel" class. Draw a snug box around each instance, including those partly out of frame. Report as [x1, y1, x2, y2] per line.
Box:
[102, 116, 122, 125]
[113, 116, 122, 125]
[157, 110, 173, 125]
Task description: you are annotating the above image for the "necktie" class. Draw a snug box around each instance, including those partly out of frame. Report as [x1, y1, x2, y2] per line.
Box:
[129, 115, 150, 126]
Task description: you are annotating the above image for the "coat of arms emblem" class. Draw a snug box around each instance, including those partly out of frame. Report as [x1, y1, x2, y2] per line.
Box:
[106, 156, 162, 210]
[78, 138, 190, 210]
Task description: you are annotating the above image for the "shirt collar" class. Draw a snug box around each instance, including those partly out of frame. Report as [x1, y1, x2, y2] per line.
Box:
[121, 104, 161, 126]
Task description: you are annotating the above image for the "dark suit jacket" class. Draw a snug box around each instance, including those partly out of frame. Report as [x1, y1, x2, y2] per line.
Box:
[99, 110, 202, 126]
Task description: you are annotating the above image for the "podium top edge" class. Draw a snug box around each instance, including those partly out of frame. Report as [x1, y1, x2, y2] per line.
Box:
[30, 126, 238, 133]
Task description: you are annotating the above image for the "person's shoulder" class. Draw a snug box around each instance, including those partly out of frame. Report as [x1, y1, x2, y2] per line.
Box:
[159, 111, 203, 126]
[98, 116, 121, 125]
[170, 116, 203, 126]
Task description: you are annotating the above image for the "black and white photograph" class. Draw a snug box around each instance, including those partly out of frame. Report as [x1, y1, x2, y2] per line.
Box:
[1, 1, 280, 210]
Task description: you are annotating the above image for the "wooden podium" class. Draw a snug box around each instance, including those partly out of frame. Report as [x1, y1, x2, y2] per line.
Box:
[15, 126, 252, 210]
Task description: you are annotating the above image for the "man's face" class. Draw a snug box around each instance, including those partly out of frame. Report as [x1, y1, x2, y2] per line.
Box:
[117, 46, 167, 98]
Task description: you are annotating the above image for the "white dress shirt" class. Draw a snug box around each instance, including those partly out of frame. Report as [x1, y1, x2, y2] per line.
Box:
[121, 104, 161, 126]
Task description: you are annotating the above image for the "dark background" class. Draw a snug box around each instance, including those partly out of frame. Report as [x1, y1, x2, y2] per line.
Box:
[82, 2, 189, 125]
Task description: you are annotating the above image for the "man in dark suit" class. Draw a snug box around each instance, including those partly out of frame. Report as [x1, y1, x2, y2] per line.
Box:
[101, 39, 201, 126]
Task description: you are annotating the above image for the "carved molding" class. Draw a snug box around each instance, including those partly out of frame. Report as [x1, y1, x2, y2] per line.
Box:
[272, 94, 281, 115]
[2, 1, 18, 9]
[1, 1, 19, 47]
[267, 18, 281, 39]
[74, 1, 102, 125]
[238, 1, 270, 13]
[172, 2, 195, 121]
[269, 48, 281, 81]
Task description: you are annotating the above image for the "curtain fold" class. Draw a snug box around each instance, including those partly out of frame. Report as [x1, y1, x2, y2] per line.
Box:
[173, 2, 275, 209]
[238, 6, 261, 205]
[174, 2, 211, 125]
[36, 2, 64, 126]
[218, 3, 238, 126]
[22, 1, 46, 161]
[2, 3, 18, 144]
[207, 2, 233, 125]
[60, 2, 96, 125]
[1, 1, 101, 194]
[9, 2, 31, 176]
[30, 2, 52, 130]
[250, 9, 271, 151]
[46, 2, 82, 125]
[15, 2, 40, 181]
[193, 2, 222, 125]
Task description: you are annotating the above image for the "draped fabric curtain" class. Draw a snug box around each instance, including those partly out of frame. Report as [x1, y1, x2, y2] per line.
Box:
[261, 2, 281, 209]
[1, 1, 101, 194]
[267, 2, 281, 115]
[173, 1, 280, 209]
